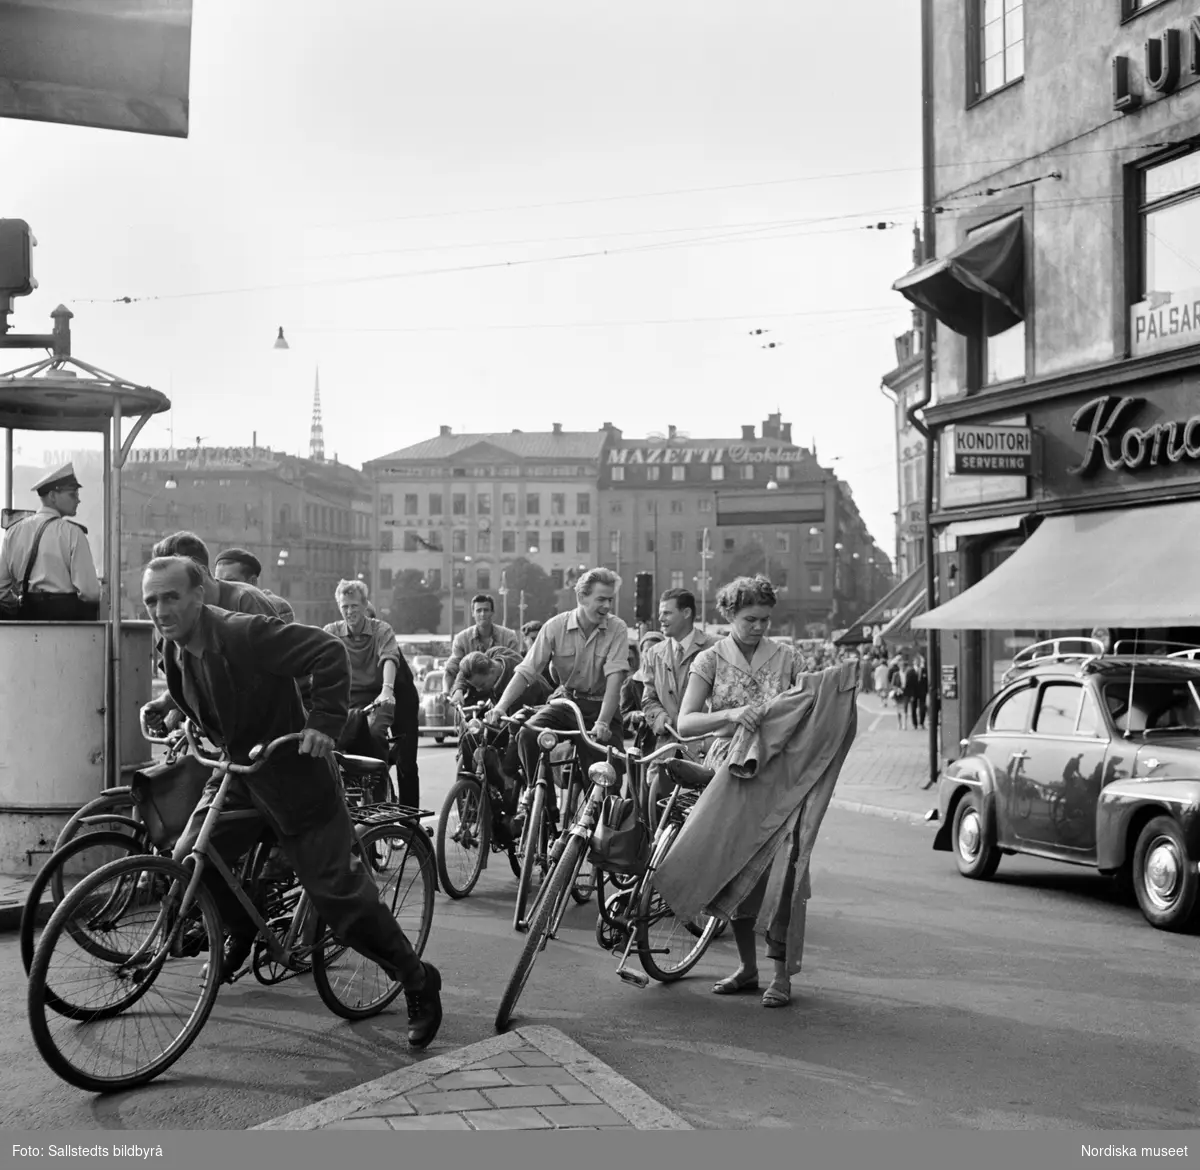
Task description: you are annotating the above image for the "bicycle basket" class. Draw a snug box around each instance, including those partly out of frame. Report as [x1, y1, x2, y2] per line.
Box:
[130, 754, 213, 848]
[588, 795, 650, 877]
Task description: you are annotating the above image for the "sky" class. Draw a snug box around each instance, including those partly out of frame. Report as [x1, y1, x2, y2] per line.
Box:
[0, 0, 923, 550]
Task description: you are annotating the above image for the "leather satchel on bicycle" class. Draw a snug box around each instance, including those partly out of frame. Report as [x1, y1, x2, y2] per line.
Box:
[588, 794, 650, 877]
[130, 753, 213, 849]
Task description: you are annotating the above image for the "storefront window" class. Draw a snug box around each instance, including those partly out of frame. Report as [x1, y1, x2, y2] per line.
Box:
[1139, 150, 1200, 303]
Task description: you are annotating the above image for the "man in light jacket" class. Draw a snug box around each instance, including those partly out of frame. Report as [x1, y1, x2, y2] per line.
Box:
[640, 588, 718, 826]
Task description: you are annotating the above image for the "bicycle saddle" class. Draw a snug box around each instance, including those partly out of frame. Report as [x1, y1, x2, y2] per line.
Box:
[661, 758, 715, 790]
[335, 752, 387, 775]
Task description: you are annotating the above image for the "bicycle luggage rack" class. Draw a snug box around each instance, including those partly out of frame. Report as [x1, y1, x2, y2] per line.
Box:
[1000, 637, 1107, 686]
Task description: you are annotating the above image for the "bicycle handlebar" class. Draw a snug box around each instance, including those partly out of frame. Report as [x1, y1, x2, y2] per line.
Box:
[543, 699, 707, 766]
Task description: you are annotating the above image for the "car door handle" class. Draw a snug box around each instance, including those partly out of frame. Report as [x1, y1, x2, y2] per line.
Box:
[1009, 750, 1029, 761]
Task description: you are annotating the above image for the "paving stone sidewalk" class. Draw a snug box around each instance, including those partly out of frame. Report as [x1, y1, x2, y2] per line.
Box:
[254, 1026, 691, 1132]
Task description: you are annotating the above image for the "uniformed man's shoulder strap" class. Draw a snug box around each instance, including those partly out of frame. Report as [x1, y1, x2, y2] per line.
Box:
[20, 516, 59, 601]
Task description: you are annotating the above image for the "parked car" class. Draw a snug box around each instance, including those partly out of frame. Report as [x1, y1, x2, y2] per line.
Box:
[416, 670, 458, 744]
[410, 654, 437, 680]
[932, 638, 1200, 932]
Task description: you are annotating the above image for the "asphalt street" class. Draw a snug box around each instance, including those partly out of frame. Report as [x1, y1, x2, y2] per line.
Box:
[2, 741, 1197, 1130]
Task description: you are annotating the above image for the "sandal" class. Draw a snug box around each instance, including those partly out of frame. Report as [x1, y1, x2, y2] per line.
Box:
[712, 970, 760, 995]
[761, 979, 791, 1008]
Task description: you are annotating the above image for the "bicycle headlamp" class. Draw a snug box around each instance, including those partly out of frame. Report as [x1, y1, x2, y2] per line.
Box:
[588, 761, 619, 790]
[466, 719, 483, 736]
[537, 730, 559, 751]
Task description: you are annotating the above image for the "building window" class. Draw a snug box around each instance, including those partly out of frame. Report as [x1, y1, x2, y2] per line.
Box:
[551, 531, 565, 553]
[404, 493, 418, 515]
[502, 530, 516, 554]
[429, 492, 442, 515]
[808, 568, 825, 592]
[577, 531, 590, 554]
[547, 568, 563, 589]
[646, 533, 656, 553]
[646, 466, 661, 482]
[609, 501, 623, 514]
[723, 536, 735, 552]
[404, 531, 420, 552]
[452, 529, 467, 553]
[453, 567, 466, 590]
[576, 492, 591, 514]
[776, 532, 790, 553]
[670, 570, 684, 590]
[740, 466, 755, 480]
[477, 531, 491, 554]
[503, 493, 516, 515]
[551, 493, 566, 515]
[670, 499, 684, 513]
[711, 466, 725, 481]
[526, 530, 539, 552]
[698, 498, 713, 513]
[380, 530, 393, 552]
[1137, 150, 1200, 323]
[670, 531, 684, 553]
[427, 530, 443, 551]
[477, 492, 491, 515]
[696, 533, 706, 553]
[671, 466, 685, 481]
[217, 503, 230, 526]
[452, 492, 466, 516]
[476, 567, 491, 590]
[380, 493, 393, 516]
[611, 467, 625, 482]
[426, 568, 441, 590]
[609, 531, 620, 554]
[526, 492, 540, 515]
[809, 527, 825, 553]
[774, 465, 792, 481]
[646, 500, 655, 513]
[380, 568, 393, 593]
[972, 0, 1024, 99]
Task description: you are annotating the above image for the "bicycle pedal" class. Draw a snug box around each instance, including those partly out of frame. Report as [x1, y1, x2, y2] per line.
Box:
[617, 968, 650, 988]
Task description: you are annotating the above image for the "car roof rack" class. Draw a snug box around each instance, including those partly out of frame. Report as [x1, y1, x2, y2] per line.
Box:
[1110, 639, 1200, 658]
[1001, 637, 1107, 686]
[1166, 647, 1200, 660]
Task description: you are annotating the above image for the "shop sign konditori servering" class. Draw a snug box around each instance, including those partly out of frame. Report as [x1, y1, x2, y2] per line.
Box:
[606, 445, 805, 466]
[949, 425, 1032, 475]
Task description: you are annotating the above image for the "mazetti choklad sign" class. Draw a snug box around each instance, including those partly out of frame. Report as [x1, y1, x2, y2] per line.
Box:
[948, 425, 1033, 475]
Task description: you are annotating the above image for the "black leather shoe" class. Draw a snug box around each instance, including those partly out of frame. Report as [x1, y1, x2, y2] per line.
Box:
[405, 961, 443, 1049]
[221, 934, 255, 983]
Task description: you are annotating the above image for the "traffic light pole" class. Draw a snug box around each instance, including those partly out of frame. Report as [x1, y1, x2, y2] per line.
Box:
[0, 303, 72, 355]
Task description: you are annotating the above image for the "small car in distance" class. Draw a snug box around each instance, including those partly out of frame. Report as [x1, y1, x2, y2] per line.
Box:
[416, 669, 458, 744]
[932, 638, 1200, 932]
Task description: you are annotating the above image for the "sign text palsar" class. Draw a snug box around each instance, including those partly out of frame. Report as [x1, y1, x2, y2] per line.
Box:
[950, 426, 1032, 476]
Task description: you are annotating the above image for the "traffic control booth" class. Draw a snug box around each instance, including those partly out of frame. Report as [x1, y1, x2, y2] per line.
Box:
[0, 341, 170, 873]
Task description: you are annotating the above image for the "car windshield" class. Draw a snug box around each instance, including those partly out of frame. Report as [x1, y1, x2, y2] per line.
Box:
[423, 672, 444, 694]
[1102, 675, 1200, 735]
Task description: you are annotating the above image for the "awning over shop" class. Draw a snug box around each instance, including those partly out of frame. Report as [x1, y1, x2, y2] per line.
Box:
[914, 500, 1200, 630]
[879, 590, 927, 642]
[835, 567, 926, 646]
[893, 212, 1024, 336]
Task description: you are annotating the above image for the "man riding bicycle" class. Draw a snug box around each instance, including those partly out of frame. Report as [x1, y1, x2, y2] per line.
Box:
[443, 593, 521, 704]
[487, 568, 629, 827]
[140, 555, 443, 1049]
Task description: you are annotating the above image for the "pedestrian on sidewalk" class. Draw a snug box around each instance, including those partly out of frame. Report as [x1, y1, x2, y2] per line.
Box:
[890, 656, 911, 730]
[660, 575, 858, 1010]
[873, 658, 890, 704]
[912, 655, 929, 730]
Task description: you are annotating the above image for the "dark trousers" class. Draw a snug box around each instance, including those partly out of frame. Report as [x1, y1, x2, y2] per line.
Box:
[910, 695, 927, 728]
[18, 592, 98, 621]
[337, 709, 390, 803]
[174, 767, 425, 989]
[391, 694, 420, 808]
[516, 698, 606, 816]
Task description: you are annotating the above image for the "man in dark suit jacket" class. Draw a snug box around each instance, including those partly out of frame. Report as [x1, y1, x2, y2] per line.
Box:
[140, 555, 443, 1049]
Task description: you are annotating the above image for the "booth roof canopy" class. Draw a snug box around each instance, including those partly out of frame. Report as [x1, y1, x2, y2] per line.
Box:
[0, 357, 170, 432]
[915, 500, 1200, 630]
[880, 590, 927, 640]
[835, 566, 926, 645]
[893, 211, 1024, 337]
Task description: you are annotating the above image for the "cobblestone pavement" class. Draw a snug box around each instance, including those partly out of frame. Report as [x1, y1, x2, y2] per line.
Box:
[254, 1026, 691, 1132]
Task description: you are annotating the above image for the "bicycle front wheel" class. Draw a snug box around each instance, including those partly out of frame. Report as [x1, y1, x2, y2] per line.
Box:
[53, 788, 137, 853]
[313, 821, 436, 1020]
[512, 782, 547, 931]
[495, 833, 584, 1033]
[27, 855, 222, 1092]
[435, 778, 488, 898]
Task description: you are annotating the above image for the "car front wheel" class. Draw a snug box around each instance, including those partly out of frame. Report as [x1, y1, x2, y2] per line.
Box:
[1132, 816, 1199, 932]
[952, 791, 1000, 880]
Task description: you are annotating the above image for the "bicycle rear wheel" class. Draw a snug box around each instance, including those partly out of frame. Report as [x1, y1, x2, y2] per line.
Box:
[634, 824, 720, 982]
[21, 830, 152, 979]
[53, 788, 137, 853]
[312, 821, 435, 1020]
[435, 778, 488, 898]
[495, 834, 584, 1033]
[512, 781, 547, 931]
[27, 855, 222, 1092]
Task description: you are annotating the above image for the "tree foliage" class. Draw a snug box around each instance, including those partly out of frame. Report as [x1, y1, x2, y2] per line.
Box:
[499, 557, 560, 625]
[388, 569, 443, 633]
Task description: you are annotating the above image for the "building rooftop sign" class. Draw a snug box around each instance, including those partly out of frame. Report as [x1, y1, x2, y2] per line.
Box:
[607, 444, 807, 466]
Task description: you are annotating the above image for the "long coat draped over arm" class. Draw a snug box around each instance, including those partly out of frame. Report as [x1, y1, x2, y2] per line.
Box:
[653, 659, 859, 976]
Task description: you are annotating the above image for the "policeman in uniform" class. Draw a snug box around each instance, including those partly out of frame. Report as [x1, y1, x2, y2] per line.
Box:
[0, 463, 100, 621]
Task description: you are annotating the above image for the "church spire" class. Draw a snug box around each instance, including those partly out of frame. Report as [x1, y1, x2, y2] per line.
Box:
[309, 366, 325, 462]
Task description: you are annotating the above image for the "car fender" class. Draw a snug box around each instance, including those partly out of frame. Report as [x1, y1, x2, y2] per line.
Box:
[1096, 778, 1200, 872]
[933, 765, 995, 852]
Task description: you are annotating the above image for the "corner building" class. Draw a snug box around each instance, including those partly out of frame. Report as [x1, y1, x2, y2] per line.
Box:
[895, 2, 1200, 758]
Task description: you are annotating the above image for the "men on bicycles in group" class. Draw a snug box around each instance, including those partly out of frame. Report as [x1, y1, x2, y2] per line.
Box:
[443, 593, 521, 704]
[140, 555, 442, 1049]
[213, 546, 296, 623]
[637, 588, 718, 828]
[487, 568, 629, 829]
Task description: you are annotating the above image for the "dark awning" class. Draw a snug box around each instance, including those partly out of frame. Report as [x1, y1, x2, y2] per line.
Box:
[893, 212, 1024, 336]
[835, 567, 926, 646]
[914, 501, 1200, 630]
[879, 590, 927, 642]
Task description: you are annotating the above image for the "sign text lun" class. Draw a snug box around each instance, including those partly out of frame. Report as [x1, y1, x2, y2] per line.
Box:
[1113, 13, 1200, 112]
[1068, 395, 1200, 477]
